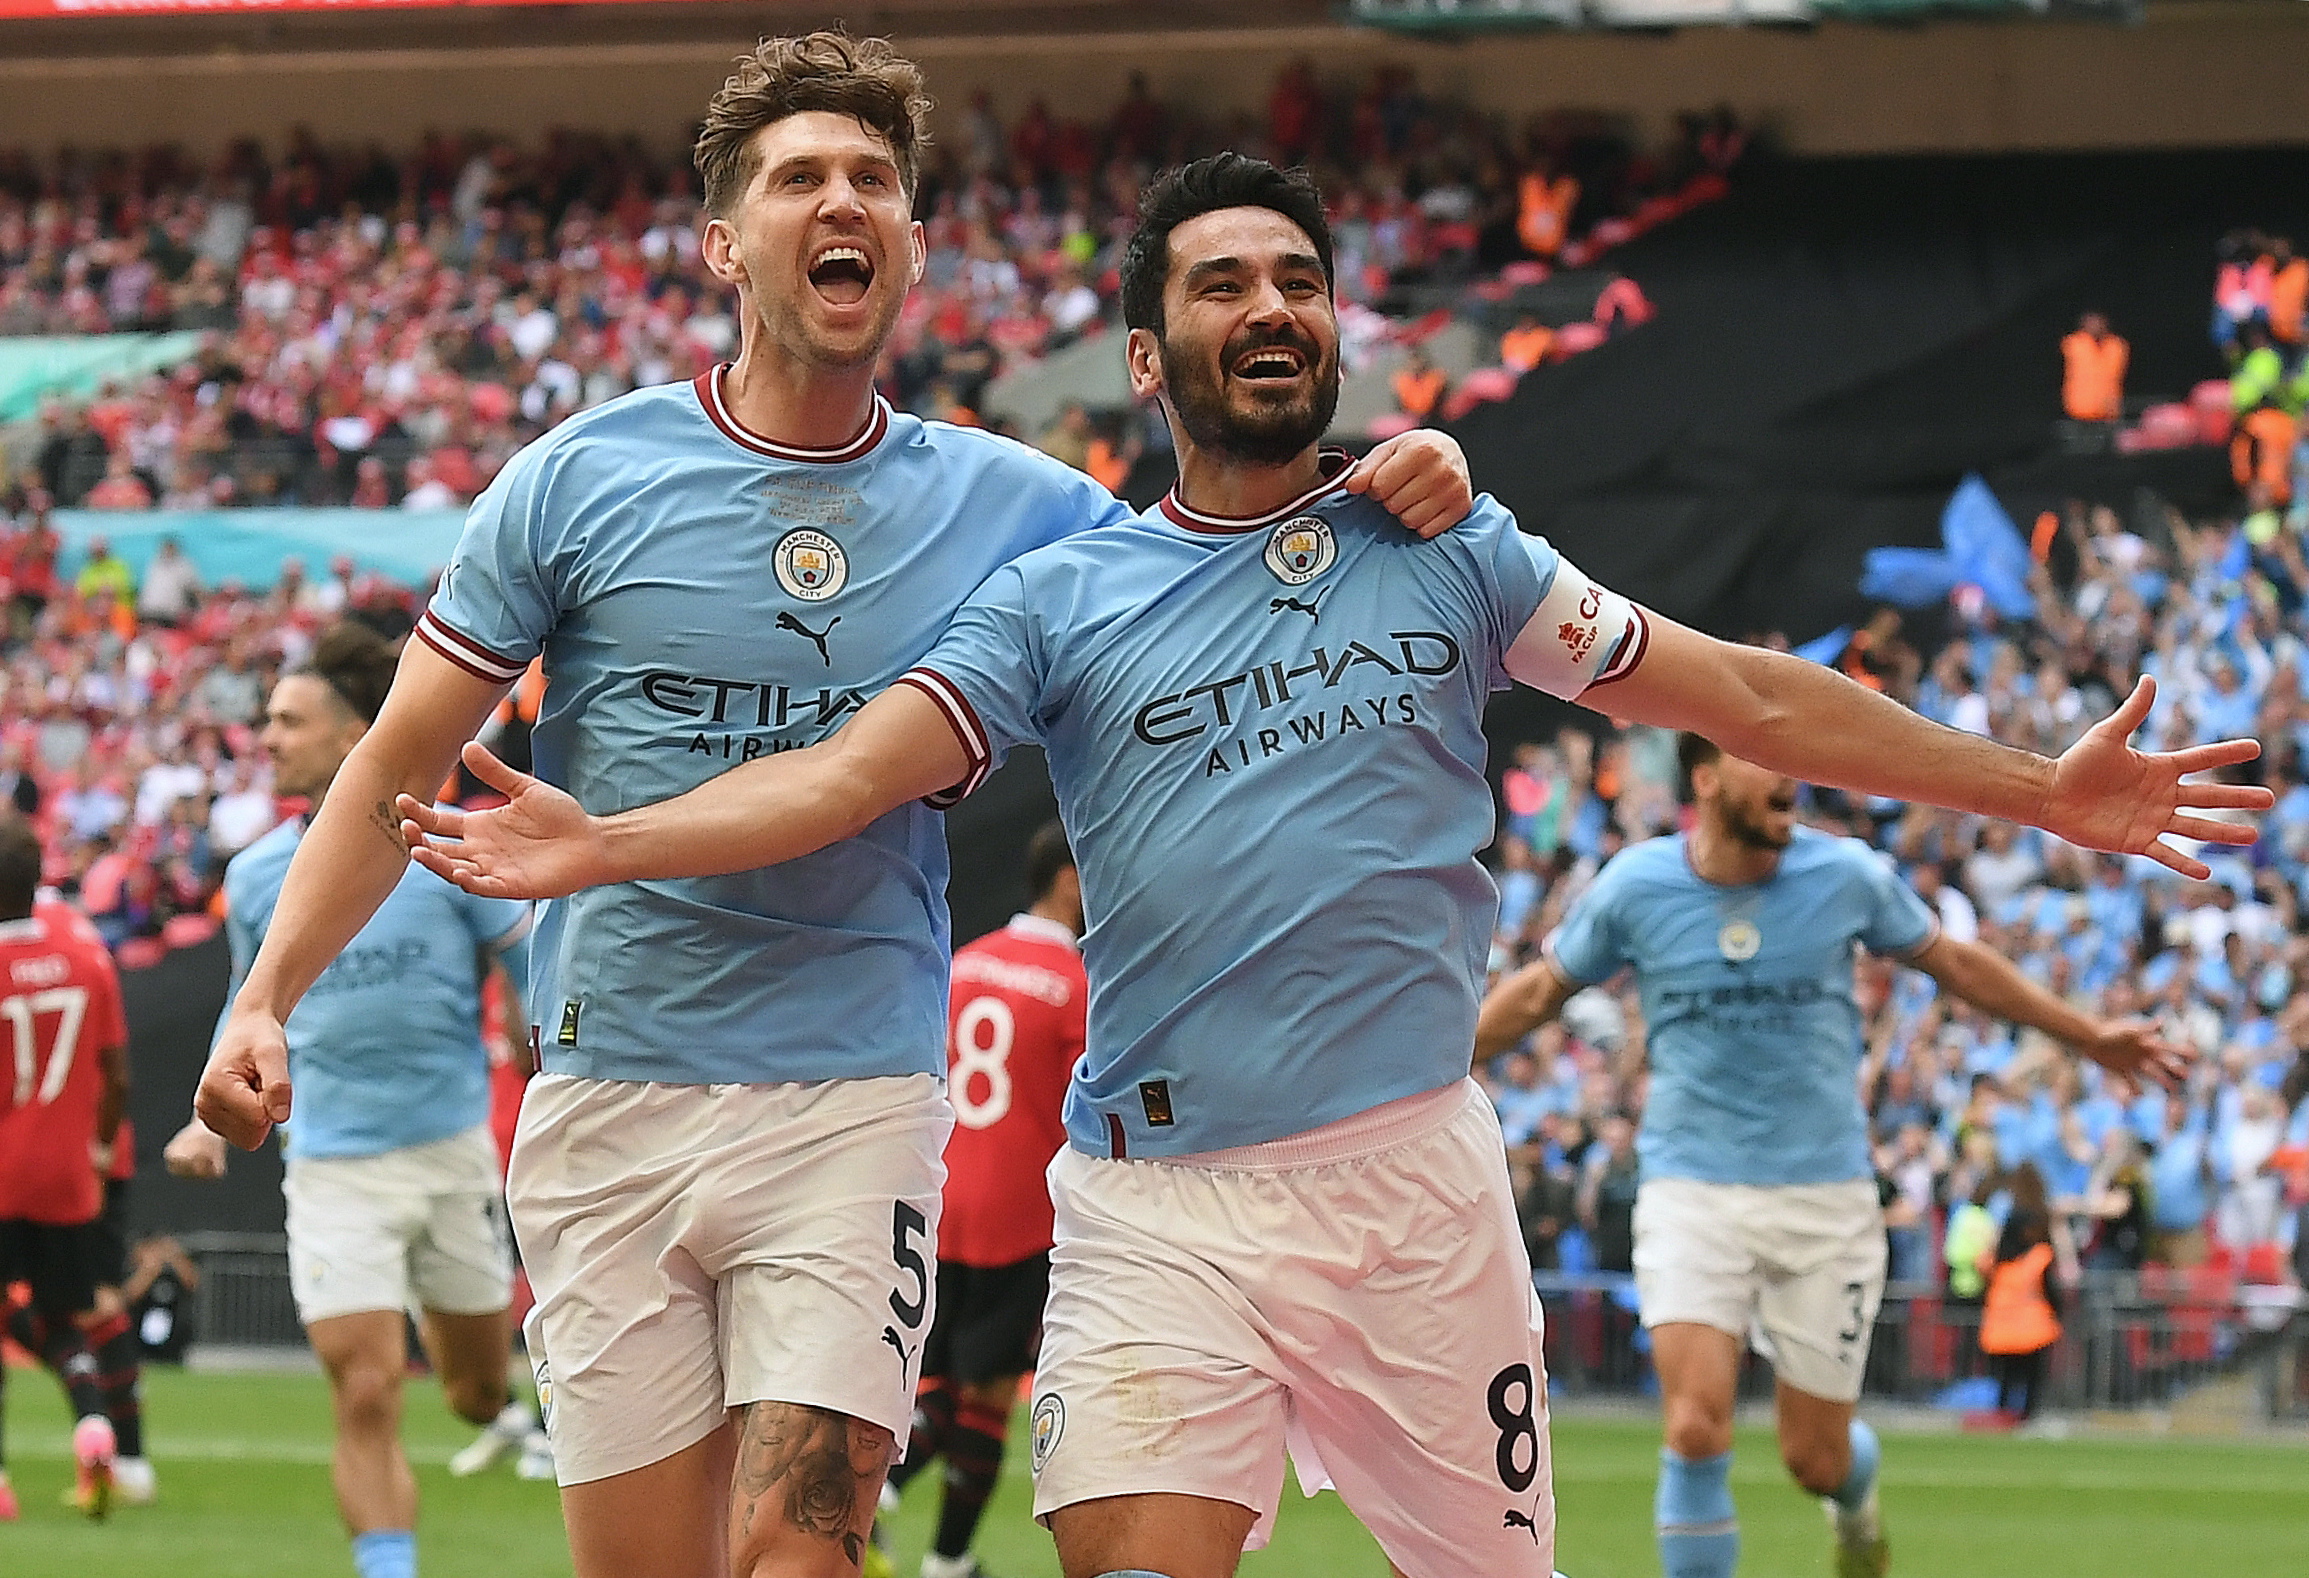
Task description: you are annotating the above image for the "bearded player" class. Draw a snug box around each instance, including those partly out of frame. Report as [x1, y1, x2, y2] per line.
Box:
[882, 821, 1085, 1578]
[1476, 736, 2193, 1578]
[0, 814, 134, 1520]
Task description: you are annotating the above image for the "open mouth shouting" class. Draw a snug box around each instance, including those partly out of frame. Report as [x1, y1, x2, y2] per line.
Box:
[1227, 336, 1315, 387]
[807, 241, 877, 307]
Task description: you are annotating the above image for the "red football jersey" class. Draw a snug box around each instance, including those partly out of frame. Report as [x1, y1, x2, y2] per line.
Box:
[0, 910, 129, 1225]
[939, 916, 1085, 1267]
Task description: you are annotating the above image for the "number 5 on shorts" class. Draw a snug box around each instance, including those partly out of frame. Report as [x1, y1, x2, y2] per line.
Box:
[889, 1200, 929, 1330]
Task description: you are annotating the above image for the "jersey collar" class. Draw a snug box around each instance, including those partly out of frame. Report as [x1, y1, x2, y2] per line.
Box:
[1156, 448, 1354, 535]
[694, 365, 891, 464]
[1006, 913, 1081, 950]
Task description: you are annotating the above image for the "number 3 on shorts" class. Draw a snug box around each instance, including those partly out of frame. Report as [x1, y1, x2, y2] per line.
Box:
[1837, 1280, 1866, 1347]
[1487, 1363, 1539, 1493]
[889, 1200, 929, 1330]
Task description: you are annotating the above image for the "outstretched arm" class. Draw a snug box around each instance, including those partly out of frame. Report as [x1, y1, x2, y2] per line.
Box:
[1474, 955, 1581, 1061]
[400, 683, 971, 899]
[1907, 931, 2193, 1092]
[1598, 616, 2269, 878]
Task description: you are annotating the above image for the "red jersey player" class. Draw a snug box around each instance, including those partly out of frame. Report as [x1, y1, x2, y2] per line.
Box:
[883, 822, 1084, 1578]
[0, 817, 133, 1519]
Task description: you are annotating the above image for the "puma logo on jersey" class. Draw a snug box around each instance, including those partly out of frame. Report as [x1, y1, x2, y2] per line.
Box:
[880, 1325, 918, 1368]
[775, 611, 840, 666]
[1268, 590, 1328, 621]
[1502, 1507, 1539, 1542]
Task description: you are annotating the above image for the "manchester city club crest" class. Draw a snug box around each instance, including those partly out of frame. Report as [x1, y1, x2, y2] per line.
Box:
[1717, 918, 1762, 963]
[1264, 515, 1337, 587]
[773, 528, 848, 602]
[1029, 1392, 1065, 1472]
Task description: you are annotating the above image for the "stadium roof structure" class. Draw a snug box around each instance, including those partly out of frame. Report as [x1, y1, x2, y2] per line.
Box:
[0, 0, 1338, 53]
[1345, 0, 2145, 27]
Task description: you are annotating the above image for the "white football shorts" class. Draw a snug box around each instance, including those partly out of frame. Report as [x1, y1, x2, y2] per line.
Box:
[284, 1123, 512, 1326]
[1029, 1079, 1556, 1578]
[508, 1073, 949, 1487]
[1632, 1176, 1887, 1404]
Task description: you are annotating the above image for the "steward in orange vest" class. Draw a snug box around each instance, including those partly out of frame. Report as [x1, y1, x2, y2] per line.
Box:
[2061, 312, 2128, 422]
[1980, 1241, 2062, 1356]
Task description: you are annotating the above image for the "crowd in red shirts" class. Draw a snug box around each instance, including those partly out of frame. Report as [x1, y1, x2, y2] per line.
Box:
[3, 71, 1746, 510]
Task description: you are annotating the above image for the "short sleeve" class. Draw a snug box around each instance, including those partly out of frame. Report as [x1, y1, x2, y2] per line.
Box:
[414, 446, 558, 685]
[458, 887, 535, 955]
[897, 563, 1049, 808]
[1851, 844, 1939, 959]
[1548, 867, 1628, 985]
[85, 947, 129, 1053]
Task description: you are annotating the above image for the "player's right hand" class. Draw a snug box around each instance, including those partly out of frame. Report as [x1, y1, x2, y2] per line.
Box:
[195, 1008, 294, 1150]
[162, 1118, 230, 1179]
[398, 740, 613, 900]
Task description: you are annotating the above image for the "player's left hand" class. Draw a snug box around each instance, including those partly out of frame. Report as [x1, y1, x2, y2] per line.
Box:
[1343, 428, 1472, 539]
[2040, 677, 2272, 879]
[398, 741, 615, 899]
[2076, 1017, 2195, 1097]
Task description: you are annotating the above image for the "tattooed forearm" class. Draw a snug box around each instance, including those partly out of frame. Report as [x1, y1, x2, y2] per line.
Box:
[731, 1401, 892, 1565]
[369, 799, 409, 855]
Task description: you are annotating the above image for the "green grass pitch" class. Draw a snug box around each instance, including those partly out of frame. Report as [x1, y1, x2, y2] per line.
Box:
[3, 1365, 2305, 1575]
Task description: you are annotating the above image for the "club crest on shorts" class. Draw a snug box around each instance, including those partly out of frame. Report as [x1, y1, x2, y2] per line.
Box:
[1029, 1392, 1065, 1472]
[1264, 516, 1336, 587]
[1717, 918, 1762, 963]
[773, 528, 848, 602]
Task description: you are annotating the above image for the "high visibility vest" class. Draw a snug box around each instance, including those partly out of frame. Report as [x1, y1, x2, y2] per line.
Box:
[2232, 407, 2299, 505]
[1393, 365, 1447, 420]
[1517, 172, 1579, 258]
[1500, 323, 1554, 373]
[1980, 1241, 2062, 1355]
[2061, 332, 2127, 421]
[2271, 260, 2308, 343]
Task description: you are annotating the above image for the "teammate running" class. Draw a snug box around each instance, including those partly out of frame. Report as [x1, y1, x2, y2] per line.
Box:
[391, 155, 2265, 1578]
[882, 821, 1085, 1578]
[163, 624, 533, 1578]
[188, 35, 1471, 1578]
[0, 814, 133, 1521]
[1475, 736, 2195, 1578]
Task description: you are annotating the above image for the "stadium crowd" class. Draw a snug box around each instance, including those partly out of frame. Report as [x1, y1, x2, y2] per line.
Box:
[0, 69, 1741, 508]
[1480, 494, 2309, 1296]
[0, 487, 419, 947]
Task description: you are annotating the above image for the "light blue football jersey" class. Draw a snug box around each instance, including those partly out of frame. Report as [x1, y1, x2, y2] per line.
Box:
[907, 472, 1645, 1157]
[221, 818, 533, 1160]
[419, 372, 1130, 1085]
[1549, 827, 1938, 1187]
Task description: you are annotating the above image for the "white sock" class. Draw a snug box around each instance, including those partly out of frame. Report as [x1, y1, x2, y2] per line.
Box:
[920, 1552, 976, 1578]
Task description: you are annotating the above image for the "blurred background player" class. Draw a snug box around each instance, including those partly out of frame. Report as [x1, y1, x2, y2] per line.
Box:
[881, 820, 1085, 1578]
[0, 812, 134, 1520]
[165, 623, 534, 1578]
[448, 923, 553, 1483]
[1476, 734, 2193, 1578]
[5, 888, 155, 1510]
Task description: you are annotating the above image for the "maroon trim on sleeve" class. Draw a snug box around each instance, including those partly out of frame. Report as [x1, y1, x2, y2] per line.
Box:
[415, 613, 525, 684]
[895, 669, 993, 808]
[1584, 606, 1652, 689]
